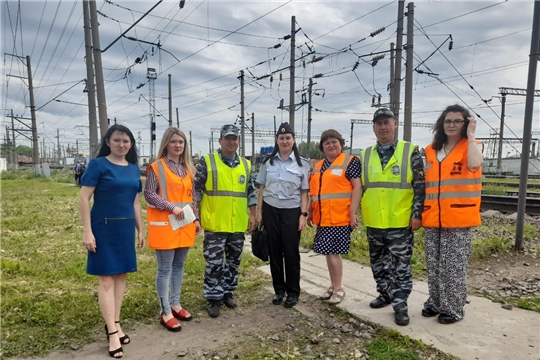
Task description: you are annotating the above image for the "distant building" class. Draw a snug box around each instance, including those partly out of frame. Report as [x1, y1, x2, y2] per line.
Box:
[0, 157, 7, 172]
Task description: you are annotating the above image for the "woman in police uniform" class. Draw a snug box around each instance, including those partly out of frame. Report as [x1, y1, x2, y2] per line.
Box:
[255, 122, 310, 308]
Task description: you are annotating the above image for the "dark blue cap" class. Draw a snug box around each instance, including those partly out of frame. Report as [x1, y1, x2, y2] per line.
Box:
[276, 122, 294, 136]
[373, 107, 395, 122]
[220, 124, 239, 138]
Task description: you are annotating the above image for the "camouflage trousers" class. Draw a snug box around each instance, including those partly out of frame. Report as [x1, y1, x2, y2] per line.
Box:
[367, 227, 414, 311]
[203, 231, 245, 300]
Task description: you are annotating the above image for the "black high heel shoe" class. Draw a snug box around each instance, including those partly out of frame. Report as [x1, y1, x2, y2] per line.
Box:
[105, 322, 130, 345]
[105, 330, 123, 358]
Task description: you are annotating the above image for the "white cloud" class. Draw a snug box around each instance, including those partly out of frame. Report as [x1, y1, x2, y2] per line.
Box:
[1, 0, 539, 159]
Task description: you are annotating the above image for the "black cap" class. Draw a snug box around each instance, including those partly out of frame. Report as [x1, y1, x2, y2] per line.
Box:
[220, 124, 239, 138]
[373, 107, 395, 122]
[276, 122, 294, 136]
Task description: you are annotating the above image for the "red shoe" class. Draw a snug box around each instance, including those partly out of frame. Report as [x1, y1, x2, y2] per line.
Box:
[160, 315, 182, 332]
[171, 308, 192, 321]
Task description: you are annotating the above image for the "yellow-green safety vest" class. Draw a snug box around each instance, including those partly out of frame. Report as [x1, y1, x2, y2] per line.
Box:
[200, 152, 251, 233]
[360, 140, 415, 229]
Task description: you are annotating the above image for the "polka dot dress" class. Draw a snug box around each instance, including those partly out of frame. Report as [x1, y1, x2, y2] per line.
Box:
[313, 156, 361, 255]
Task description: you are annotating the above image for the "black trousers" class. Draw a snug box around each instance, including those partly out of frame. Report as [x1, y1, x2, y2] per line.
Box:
[262, 201, 301, 298]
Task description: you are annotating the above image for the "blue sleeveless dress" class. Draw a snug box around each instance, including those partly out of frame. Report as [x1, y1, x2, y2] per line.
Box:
[81, 157, 142, 275]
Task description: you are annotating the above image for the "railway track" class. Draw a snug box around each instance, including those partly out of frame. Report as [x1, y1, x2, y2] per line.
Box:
[481, 194, 540, 215]
[483, 181, 540, 189]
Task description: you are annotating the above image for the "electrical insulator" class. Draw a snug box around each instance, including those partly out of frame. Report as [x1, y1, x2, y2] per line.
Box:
[302, 60, 306, 68]
[270, 76, 273, 83]
[352, 61, 359, 71]
[284, 35, 291, 40]
[273, 44, 281, 49]
[279, 99, 284, 108]
[302, 93, 307, 103]
[448, 40, 453, 51]
[378, 94, 382, 104]
[369, 27, 386, 37]
[372, 96, 375, 105]
[279, 73, 283, 81]
[179, 0, 185, 8]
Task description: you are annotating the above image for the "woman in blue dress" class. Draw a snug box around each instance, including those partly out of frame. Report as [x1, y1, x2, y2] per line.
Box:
[79, 124, 145, 359]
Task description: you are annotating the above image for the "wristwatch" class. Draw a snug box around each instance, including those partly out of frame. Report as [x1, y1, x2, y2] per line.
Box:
[300, 212, 308, 217]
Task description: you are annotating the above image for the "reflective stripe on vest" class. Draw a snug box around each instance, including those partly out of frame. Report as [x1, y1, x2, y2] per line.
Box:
[311, 155, 352, 174]
[363, 142, 412, 190]
[425, 177, 481, 188]
[200, 152, 251, 232]
[360, 141, 415, 229]
[205, 154, 249, 197]
[309, 153, 353, 226]
[425, 190, 482, 200]
[147, 158, 196, 250]
[421, 139, 482, 228]
[146, 160, 191, 208]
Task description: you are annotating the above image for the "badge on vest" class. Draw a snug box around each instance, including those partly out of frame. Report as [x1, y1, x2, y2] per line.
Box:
[239, 174, 246, 184]
[392, 164, 401, 175]
[331, 169, 343, 176]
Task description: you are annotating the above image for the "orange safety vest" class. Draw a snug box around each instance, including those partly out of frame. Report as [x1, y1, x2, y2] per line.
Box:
[309, 153, 354, 226]
[422, 138, 482, 228]
[147, 159, 196, 250]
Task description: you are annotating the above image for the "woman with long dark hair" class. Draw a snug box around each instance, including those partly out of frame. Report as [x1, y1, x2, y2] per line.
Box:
[79, 124, 145, 358]
[422, 104, 483, 324]
[255, 122, 310, 308]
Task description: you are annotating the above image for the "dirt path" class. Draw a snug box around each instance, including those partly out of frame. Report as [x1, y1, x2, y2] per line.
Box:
[16, 289, 306, 360]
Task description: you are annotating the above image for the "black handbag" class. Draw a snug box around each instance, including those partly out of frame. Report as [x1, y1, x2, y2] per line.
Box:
[251, 225, 269, 261]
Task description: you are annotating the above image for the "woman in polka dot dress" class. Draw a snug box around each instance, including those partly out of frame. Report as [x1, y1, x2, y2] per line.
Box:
[308, 129, 362, 304]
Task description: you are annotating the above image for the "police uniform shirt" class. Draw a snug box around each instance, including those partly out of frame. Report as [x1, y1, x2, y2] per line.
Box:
[255, 153, 310, 209]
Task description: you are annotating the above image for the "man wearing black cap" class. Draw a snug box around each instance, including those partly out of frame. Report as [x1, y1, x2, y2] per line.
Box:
[194, 124, 257, 318]
[360, 108, 425, 326]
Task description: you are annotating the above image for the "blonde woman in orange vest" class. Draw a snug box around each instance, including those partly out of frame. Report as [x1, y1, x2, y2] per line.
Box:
[422, 104, 483, 325]
[308, 129, 362, 304]
[144, 128, 202, 332]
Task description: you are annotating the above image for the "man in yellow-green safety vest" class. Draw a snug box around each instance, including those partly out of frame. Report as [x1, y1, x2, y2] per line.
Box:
[360, 108, 425, 326]
[194, 124, 257, 318]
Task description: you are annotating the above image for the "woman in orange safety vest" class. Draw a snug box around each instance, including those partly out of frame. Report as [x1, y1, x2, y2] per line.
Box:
[421, 104, 483, 325]
[144, 128, 202, 332]
[308, 129, 363, 305]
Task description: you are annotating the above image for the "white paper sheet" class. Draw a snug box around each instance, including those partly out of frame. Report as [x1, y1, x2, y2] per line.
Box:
[167, 205, 196, 231]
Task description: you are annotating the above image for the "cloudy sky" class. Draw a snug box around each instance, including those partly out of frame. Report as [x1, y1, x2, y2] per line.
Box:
[1, 0, 539, 160]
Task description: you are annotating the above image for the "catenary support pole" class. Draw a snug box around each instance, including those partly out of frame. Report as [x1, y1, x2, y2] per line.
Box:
[393, 0, 405, 139]
[516, 0, 540, 250]
[27, 56, 41, 173]
[289, 16, 296, 131]
[82, 0, 98, 158]
[403, 2, 414, 142]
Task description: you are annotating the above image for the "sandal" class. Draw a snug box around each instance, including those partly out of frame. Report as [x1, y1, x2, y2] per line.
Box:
[328, 289, 346, 304]
[104, 322, 130, 345]
[319, 287, 334, 300]
[160, 314, 182, 332]
[106, 330, 124, 358]
[172, 308, 192, 321]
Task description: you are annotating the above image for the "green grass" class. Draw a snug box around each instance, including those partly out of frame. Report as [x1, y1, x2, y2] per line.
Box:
[482, 183, 510, 195]
[516, 298, 540, 312]
[0, 175, 270, 358]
